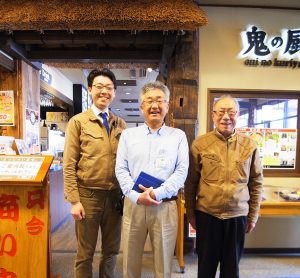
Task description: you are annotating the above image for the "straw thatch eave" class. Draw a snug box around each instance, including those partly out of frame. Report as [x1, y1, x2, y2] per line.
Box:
[0, 0, 208, 31]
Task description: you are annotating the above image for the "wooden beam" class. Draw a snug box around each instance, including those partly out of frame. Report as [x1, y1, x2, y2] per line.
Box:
[10, 30, 165, 45]
[27, 49, 162, 63]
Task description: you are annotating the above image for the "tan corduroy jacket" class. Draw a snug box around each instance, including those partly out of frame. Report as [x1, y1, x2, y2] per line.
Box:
[184, 129, 263, 224]
[63, 108, 126, 203]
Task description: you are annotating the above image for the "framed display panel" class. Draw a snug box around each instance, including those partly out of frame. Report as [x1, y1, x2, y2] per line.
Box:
[208, 90, 300, 177]
[236, 128, 297, 169]
[0, 155, 53, 186]
[0, 155, 53, 278]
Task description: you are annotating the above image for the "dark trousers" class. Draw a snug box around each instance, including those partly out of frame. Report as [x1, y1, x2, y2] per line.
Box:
[195, 211, 247, 278]
[75, 187, 122, 278]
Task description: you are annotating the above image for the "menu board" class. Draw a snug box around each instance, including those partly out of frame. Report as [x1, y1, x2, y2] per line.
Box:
[0, 156, 45, 180]
[0, 90, 14, 126]
[237, 128, 297, 169]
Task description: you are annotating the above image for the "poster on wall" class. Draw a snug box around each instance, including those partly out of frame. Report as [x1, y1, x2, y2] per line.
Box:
[236, 128, 297, 169]
[0, 90, 14, 126]
[25, 108, 40, 154]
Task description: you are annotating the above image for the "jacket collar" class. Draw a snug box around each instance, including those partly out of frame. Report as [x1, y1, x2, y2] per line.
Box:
[86, 108, 117, 124]
[214, 128, 237, 142]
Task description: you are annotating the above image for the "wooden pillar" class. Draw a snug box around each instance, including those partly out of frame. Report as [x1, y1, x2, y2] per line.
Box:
[166, 30, 200, 273]
[167, 30, 199, 147]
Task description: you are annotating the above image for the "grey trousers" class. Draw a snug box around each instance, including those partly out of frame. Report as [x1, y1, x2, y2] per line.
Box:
[74, 187, 122, 278]
[122, 197, 178, 278]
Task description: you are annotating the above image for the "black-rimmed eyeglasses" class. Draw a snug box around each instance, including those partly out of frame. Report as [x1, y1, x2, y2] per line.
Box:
[142, 99, 168, 106]
[92, 84, 114, 92]
[213, 110, 238, 117]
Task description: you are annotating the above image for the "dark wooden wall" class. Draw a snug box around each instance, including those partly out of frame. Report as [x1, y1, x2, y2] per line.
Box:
[167, 30, 199, 147]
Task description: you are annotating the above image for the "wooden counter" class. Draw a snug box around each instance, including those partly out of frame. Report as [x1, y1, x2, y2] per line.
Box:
[175, 187, 300, 273]
[0, 155, 53, 278]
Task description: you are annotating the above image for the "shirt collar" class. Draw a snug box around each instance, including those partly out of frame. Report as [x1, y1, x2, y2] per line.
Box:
[91, 104, 110, 119]
[143, 122, 166, 135]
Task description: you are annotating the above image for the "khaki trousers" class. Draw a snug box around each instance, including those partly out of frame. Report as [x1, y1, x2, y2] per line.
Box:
[74, 187, 122, 278]
[122, 197, 178, 278]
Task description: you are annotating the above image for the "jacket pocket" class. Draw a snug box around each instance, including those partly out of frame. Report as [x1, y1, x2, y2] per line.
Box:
[201, 154, 221, 182]
[232, 158, 250, 183]
[82, 126, 104, 139]
[81, 126, 105, 155]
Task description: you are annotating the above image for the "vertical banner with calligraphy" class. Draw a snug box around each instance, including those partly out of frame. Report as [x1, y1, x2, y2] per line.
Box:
[0, 184, 49, 277]
[0, 90, 14, 126]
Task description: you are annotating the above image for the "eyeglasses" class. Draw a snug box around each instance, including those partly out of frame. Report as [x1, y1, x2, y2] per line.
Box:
[213, 110, 238, 117]
[92, 84, 114, 92]
[142, 99, 168, 106]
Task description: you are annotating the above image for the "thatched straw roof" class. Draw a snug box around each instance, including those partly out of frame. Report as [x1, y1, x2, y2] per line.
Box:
[0, 0, 208, 31]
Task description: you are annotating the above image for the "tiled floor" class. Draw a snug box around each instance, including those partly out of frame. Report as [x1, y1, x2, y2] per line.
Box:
[51, 217, 300, 278]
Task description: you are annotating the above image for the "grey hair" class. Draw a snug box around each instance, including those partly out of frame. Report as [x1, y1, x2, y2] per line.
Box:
[213, 95, 240, 111]
[139, 81, 170, 104]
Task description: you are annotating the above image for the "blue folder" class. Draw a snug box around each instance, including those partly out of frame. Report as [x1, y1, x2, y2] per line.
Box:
[132, 171, 164, 193]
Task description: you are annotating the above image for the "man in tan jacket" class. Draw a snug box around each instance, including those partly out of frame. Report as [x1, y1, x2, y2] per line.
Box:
[64, 68, 126, 278]
[184, 95, 263, 278]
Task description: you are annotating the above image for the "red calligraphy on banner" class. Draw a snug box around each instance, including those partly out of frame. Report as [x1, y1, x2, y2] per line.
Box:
[0, 234, 16, 257]
[26, 216, 44, 235]
[27, 189, 44, 209]
[0, 268, 17, 278]
[0, 194, 19, 222]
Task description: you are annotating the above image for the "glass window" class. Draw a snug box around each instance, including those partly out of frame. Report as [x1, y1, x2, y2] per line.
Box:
[231, 98, 298, 129]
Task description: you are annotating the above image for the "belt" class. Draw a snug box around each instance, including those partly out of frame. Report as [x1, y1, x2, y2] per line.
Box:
[162, 196, 178, 202]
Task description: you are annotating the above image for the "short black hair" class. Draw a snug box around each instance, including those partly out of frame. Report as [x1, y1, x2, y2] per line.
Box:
[87, 68, 117, 89]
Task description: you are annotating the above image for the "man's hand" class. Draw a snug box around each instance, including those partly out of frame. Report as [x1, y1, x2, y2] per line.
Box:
[137, 185, 162, 206]
[71, 202, 85, 220]
[246, 221, 256, 233]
